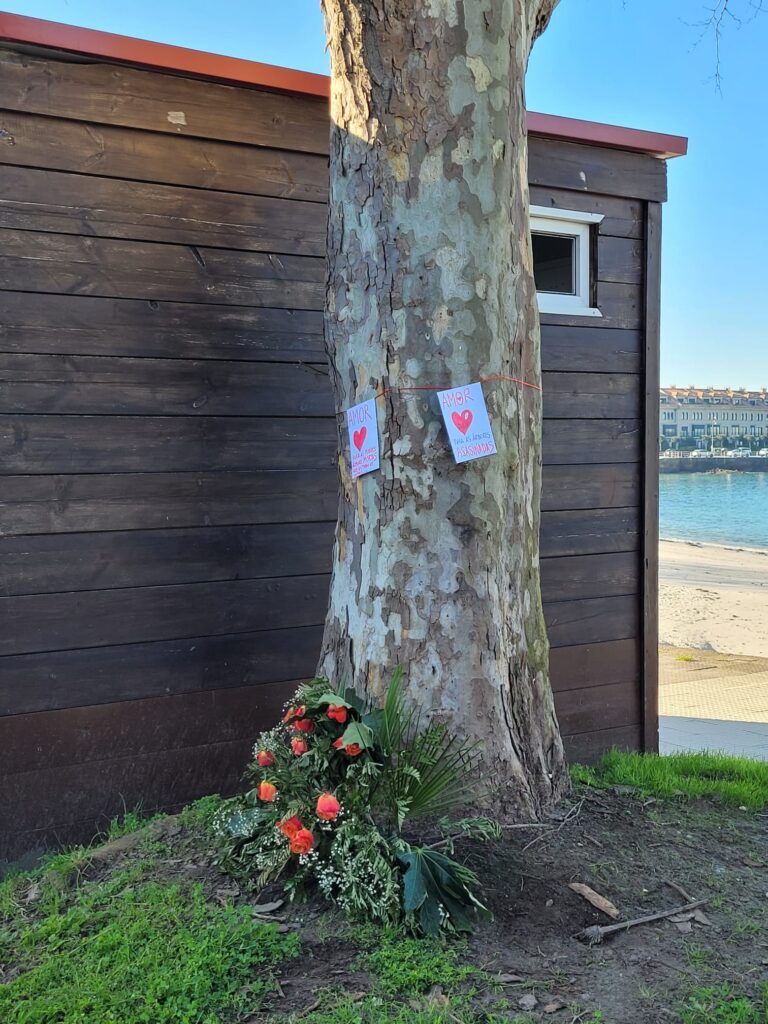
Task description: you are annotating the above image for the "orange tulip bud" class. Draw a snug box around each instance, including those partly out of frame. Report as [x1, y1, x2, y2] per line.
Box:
[292, 718, 315, 734]
[316, 793, 341, 821]
[289, 828, 314, 855]
[257, 781, 277, 802]
[276, 815, 302, 840]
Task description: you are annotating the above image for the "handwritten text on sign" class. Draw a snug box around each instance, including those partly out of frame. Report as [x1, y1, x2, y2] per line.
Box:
[437, 382, 497, 464]
[346, 398, 380, 479]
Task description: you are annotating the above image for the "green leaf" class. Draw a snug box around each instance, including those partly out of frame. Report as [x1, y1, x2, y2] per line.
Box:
[362, 709, 384, 734]
[379, 666, 406, 755]
[340, 721, 375, 750]
[397, 847, 492, 936]
[315, 692, 351, 708]
[397, 852, 427, 913]
[343, 688, 367, 715]
[418, 895, 443, 936]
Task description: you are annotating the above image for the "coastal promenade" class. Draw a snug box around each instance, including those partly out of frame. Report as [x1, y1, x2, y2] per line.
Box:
[658, 540, 768, 759]
[660, 456, 768, 474]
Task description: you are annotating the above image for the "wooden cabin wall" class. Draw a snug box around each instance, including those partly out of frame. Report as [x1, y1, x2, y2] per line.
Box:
[0, 48, 663, 857]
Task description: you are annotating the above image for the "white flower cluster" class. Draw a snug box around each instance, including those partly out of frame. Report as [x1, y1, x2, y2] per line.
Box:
[251, 727, 281, 760]
[298, 849, 321, 868]
[313, 857, 346, 901]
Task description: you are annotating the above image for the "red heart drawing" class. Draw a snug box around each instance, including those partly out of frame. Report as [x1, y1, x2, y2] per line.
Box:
[353, 427, 367, 451]
[451, 409, 473, 435]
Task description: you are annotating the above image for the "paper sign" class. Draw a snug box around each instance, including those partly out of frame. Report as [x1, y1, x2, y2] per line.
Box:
[346, 398, 380, 479]
[437, 382, 497, 464]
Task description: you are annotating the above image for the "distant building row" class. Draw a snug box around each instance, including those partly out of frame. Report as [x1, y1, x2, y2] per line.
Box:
[660, 386, 768, 444]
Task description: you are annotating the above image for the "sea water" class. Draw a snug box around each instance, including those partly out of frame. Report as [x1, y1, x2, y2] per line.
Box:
[659, 472, 768, 550]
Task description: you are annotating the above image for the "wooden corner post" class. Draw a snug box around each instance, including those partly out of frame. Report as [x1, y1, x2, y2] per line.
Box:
[642, 201, 662, 752]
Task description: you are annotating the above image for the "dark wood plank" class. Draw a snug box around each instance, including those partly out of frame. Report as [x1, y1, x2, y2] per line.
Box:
[541, 463, 640, 511]
[541, 508, 640, 557]
[1, 414, 640, 477]
[0, 626, 322, 716]
[1, 522, 335, 597]
[545, 595, 638, 648]
[0, 52, 330, 154]
[530, 186, 643, 238]
[598, 235, 643, 285]
[8, 356, 654, 423]
[0, 354, 334, 417]
[0, 292, 324, 362]
[543, 371, 640, 420]
[543, 420, 641, 465]
[540, 281, 641, 330]
[0, 109, 328, 202]
[528, 137, 667, 202]
[0, 469, 339, 536]
[0, 737, 256, 844]
[0, 682, 297, 775]
[555, 681, 640, 737]
[0, 573, 330, 656]
[541, 325, 641, 375]
[0, 166, 327, 255]
[563, 725, 642, 764]
[541, 552, 639, 603]
[549, 638, 641, 693]
[0, 415, 337, 474]
[643, 202, 662, 753]
[0, 230, 324, 310]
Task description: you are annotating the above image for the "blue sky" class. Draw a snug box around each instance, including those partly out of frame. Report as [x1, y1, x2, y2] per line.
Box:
[5, 0, 766, 388]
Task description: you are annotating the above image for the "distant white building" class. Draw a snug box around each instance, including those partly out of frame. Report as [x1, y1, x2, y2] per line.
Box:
[660, 386, 768, 447]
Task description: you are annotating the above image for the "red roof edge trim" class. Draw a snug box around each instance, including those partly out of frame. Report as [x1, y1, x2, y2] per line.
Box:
[0, 11, 330, 99]
[0, 11, 687, 158]
[527, 111, 687, 160]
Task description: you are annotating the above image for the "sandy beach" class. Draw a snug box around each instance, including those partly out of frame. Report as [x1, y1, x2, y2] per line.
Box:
[659, 539, 768, 658]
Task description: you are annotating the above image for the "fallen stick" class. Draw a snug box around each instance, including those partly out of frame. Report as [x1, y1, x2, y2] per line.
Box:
[576, 899, 708, 945]
[664, 879, 694, 903]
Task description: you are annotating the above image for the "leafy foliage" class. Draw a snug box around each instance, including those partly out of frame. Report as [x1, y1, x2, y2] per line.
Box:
[398, 848, 492, 936]
[217, 672, 498, 935]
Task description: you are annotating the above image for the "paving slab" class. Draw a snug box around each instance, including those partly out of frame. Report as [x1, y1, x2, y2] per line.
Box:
[659, 714, 768, 760]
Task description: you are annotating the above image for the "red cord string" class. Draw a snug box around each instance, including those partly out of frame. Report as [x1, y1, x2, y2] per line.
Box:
[371, 374, 542, 401]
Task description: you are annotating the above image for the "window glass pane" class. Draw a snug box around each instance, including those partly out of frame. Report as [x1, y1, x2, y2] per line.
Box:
[531, 232, 576, 294]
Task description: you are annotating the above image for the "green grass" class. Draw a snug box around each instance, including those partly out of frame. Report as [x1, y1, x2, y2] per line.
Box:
[1, 875, 298, 1023]
[359, 931, 475, 996]
[680, 984, 768, 1024]
[571, 750, 768, 809]
[0, 800, 297, 1024]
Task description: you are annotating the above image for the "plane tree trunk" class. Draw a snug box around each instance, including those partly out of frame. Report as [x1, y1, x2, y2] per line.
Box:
[319, 0, 567, 819]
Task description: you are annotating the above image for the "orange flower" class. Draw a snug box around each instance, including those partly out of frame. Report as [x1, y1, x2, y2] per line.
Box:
[327, 704, 348, 724]
[289, 828, 314, 855]
[258, 781, 277, 802]
[291, 736, 309, 756]
[344, 743, 363, 757]
[256, 750, 275, 767]
[316, 793, 341, 821]
[276, 815, 302, 840]
[282, 703, 306, 723]
[292, 718, 315, 734]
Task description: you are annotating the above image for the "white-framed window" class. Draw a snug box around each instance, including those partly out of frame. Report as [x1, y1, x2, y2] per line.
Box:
[530, 206, 603, 317]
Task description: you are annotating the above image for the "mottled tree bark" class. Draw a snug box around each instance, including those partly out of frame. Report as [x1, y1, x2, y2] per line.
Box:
[319, 0, 567, 819]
